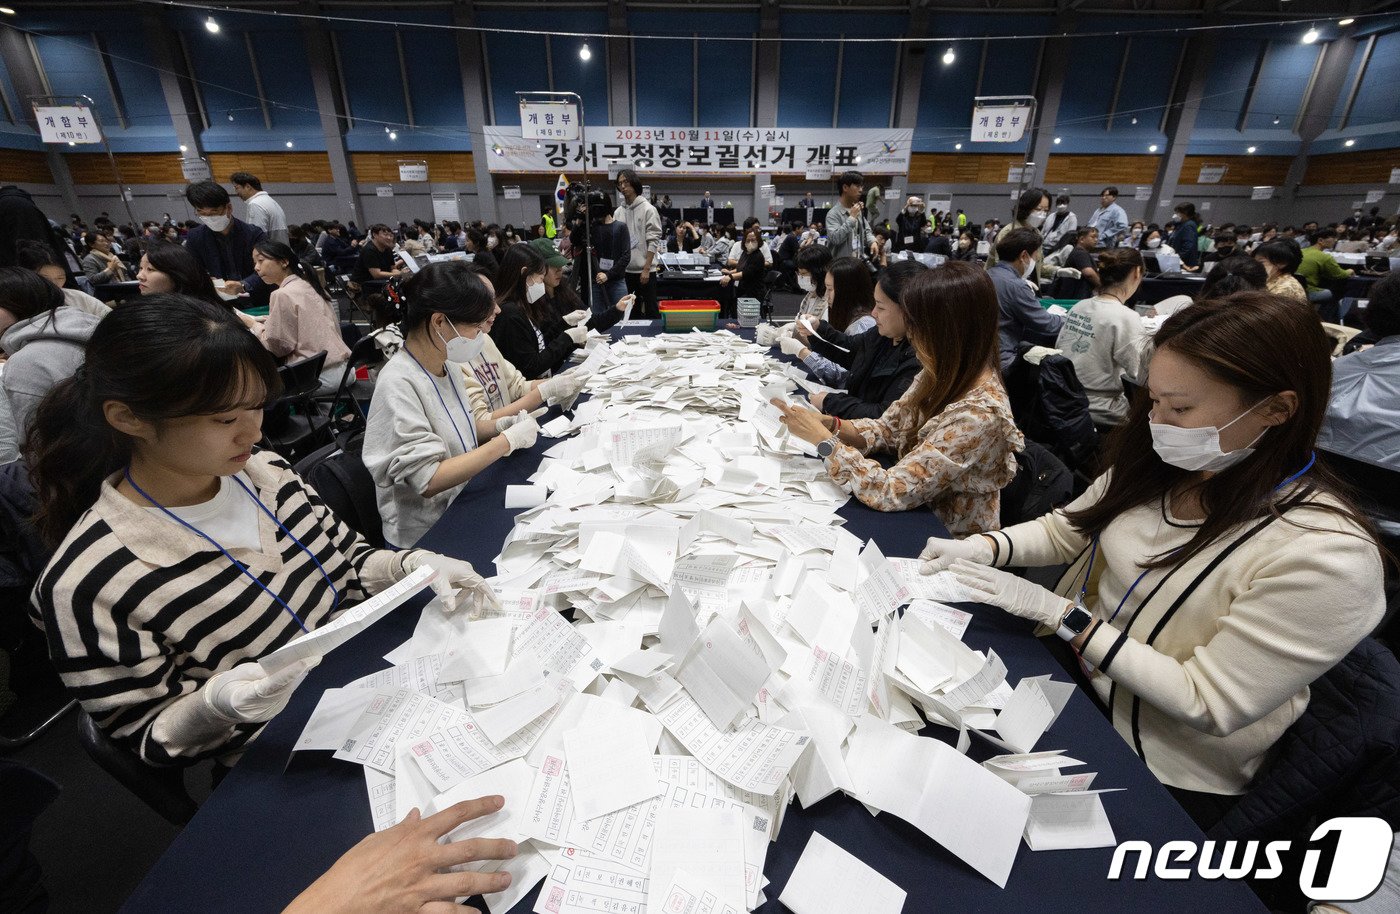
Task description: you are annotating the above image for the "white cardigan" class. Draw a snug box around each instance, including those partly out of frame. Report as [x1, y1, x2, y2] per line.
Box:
[986, 473, 1384, 794]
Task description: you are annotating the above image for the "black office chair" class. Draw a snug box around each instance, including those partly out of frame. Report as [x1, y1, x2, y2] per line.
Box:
[759, 269, 784, 323]
[1004, 344, 1100, 491]
[998, 440, 1073, 530]
[293, 432, 384, 548]
[76, 709, 198, 826]
[261, 351, 332, 462]
[316, 335, 383, 442]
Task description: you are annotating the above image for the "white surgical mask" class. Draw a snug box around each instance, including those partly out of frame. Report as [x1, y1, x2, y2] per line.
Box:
[1021, 256, 1037, 280]
[525, 279, 545, 303]
[199, 214, 230, 232]
[1056, 204, 1069, 214]
[745, 241, 759, 252]
[437, 322, 486, 363]
[1147, 237, 1162, 249]
[1027, 210, 1048, 228]
[487, 236, 499, 249]
[797, 275, 815, 293]
[1149, 400, 1269, 472]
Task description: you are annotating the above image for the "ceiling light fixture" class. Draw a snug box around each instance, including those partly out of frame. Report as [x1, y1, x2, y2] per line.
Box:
[942, 48, 955, 65]
[1344, 138, 1356, 147]
[179, 144, 188, 152]
[579, 41, 591, 61]
[1302, 28, 1319, 44]
[285, 140, 294, 148]
[1247, 146, 1257, 154]
[0, 7, 17, 15]
[1149, 144, 1158, 152]
[1053, 137, 1061, 145]
[205, 16, 220, 33]
[954, 142, 962, 150]
[389, 131, 397, 141]
[1339, 18, 1354, 26]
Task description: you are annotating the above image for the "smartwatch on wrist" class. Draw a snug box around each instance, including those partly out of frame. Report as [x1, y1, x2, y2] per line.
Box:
[1057, 601, 1093, 642]
[816, 436, 839, 459]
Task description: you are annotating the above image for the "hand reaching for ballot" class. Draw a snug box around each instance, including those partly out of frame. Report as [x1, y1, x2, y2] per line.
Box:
[282, 796, 518, 914]
[769, 397, 833, 445]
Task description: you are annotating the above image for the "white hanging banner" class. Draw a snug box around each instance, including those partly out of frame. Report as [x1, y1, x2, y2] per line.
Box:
[375, 186, 394, 198]
[1134, 186, 1152, 201]
[1007, 166, 1024, 184]
[33, 105, 101, 144]
[431, 193, 460, 222]
[760, 184, 776, 200]
[1365, 190, 1386, 204]
[1389, 167, 1400, 185]
[181, 157, 211, 182]
[483, 126, 911, 176]
[398, 162, 429, 182]
[1197, 165, 1228, 184]
[971, 100, 1032, 143]
[503, 186, 522, 200]
[519, 100, 580, 141]
[1251, 186, 1274, 200]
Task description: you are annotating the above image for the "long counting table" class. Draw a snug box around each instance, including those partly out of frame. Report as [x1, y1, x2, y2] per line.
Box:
[121, 326, 1265, 913]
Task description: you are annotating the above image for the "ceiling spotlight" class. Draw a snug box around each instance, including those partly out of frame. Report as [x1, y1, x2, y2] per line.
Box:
[1273, 116, 1281, 125]
[1247, 146, 1257, 154]
[67, 141, 75, 146]
[954, 143, 962, 150]
[285, 140, 294, 148]
[1130, 116, 1138, 125]
[389, 131, 397, 141]
[942, 48, 955, 65]
[384, 126, 390, 134]
[179, 144, 188, 152]
[1339, 18, 1354, 26]
[205, 16, 220, 34]
[1344, 138, 1355, 147]
[0, 7, 17, 15]
[1302, 28, 1319, 44]
[227, 112, 234, 122]
[1149, 144, 1159, 152]
[579, 41, 591, 61]
[1053, 137, 1061, 145]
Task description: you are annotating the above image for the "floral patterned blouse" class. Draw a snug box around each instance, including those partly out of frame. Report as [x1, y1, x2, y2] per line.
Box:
[1267, 273, 1307, 305]
[823, 371, 1023, 534]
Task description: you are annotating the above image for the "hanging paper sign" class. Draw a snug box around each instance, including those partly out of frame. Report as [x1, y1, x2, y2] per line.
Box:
[971, 103, 1031, 143]
[1134, 186, 1151, 201]
[1200, 201, 1212, 211]
[1365, 190, 1385, 204]
[760, 184, 776, 199]
[375, 186, 393, 197]
[484, 126, 909, 176]
[1197, 165, 1228, 184]
[520, 100, 580, 141]
[1389, 167, 1400, 185]
[33, 105, 101, 144]
[398, 162, 428, 182]
[431, 193, 460, 222]
[503, 186, 522, 200]
[181, 157, 211, 182]
[1251, 186, 1274, 200]
[1007, 166, 1024, 184]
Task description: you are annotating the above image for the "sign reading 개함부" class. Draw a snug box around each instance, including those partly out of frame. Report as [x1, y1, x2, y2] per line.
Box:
[34, 105, 101, 144]
[482, 126, 912, 176]
[970, 104, 1030, 143]
[520, 101, 581, 141]
[398, 162, 429, 182]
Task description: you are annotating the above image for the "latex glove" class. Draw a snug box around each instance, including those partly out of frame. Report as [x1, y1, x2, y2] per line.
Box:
[755, 323, 778, 346]
[948, 559, 1071, 627]
[202, 657, 321, 724]
[779, 336, 807, 357]
[562, 309, 590, 327]
[775, 322, 796, 341]
[501, 414, 540, 455]
[539, 373, 586, 406]
[495, 407, 546, 434]
[1055, 267, 1082, 279]
[564, 326, 589, 345]
[404, 551, 500, 615]
[919, 535, 994, 573]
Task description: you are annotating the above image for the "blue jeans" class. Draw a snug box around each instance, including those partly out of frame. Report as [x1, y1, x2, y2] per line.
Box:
[591, 276, 627, 315]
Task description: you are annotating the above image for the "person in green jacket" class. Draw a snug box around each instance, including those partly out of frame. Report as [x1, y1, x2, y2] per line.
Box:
[1296, 227, 1354, 306]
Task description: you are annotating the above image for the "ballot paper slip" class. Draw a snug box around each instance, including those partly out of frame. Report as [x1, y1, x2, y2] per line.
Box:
[779, 832, 906, 914]
[259, 565, 437, 673]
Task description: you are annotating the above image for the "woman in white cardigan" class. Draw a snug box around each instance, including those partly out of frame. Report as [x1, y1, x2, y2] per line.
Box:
[921, 291, 1385, 828]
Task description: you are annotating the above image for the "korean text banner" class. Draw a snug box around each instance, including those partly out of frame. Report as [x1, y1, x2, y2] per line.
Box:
[34, 106, 102, 145]
[481, 126, 913, 176]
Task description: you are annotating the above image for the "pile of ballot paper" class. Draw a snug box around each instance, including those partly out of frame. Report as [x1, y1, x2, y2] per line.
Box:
[292, 329, 1120, 912]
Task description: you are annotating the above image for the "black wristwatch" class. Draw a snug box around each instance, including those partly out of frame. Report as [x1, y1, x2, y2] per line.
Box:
[816, 436, 839, 459]
[1056, 601, 1094, 642]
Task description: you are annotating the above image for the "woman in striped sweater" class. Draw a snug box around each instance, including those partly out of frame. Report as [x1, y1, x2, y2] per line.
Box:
[27, 295, 495, 767]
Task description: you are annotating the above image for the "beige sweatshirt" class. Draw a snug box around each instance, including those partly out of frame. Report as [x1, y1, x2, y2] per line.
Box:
[985, 473, 1385, 794]
[461, 335, 532, 422]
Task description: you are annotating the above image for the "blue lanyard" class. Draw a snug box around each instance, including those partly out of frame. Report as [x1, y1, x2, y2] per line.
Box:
[1080, 450, 1317, 625]
[124, 469, 343, 634]
[405, 349, 478, 453]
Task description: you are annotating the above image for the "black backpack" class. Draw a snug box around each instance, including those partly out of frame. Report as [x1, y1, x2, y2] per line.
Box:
[1004, 344, 1099, 473]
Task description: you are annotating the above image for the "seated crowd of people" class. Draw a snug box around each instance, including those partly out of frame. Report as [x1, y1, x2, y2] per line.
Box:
[0, 167, 1396, 911]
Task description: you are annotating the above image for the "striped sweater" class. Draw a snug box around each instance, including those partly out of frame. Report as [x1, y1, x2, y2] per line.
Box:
[33, 452, 414, 766]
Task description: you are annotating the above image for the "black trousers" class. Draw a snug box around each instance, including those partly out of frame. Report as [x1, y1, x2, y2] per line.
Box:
[625, 270, 659, 319]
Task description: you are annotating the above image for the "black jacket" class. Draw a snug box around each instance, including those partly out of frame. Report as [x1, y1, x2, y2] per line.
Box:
[893, 211, 928, 253]
[185, 218, 265, 291]
[488, 298, 578, 380]
[0, 186, 57, 270]
[809, 323, 922, 420]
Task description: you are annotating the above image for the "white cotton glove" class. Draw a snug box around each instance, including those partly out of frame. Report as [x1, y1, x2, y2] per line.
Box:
[495, 407, 547, 434]
[538, 373, 586, 406]
[779, 336, 807, 357]
[1055, 267, 1082, 280]
[775, 322, 797, 342]
[948, 559, 1071, 627]
[564, 325, 589, 345]
[755, 322, 778, 346]
[202, 657, 321, 724]
[501, 414, 540, 454]
[404, 551, 500, 615]
[919, 535, 995, 574]
[562, 309, 591, 327]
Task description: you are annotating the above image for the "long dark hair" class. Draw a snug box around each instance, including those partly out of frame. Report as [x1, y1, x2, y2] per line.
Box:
[0, 267, 64, 325]
[826, 255, 874, 331]
[1067, 291, 1377, 568]
[495, 243, 549, 326]
[1200, 255, 1266, 300]
[254, 240, 329, 302]
[25, 294, 282, 547]
[401, 261, 495, 335]
[141, 241, 223, 307]
[898, 261, 999, 443]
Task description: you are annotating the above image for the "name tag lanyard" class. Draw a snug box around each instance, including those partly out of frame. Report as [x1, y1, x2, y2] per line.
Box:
[406, 350, 479, 453]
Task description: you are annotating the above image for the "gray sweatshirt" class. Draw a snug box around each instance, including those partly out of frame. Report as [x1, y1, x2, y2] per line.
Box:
[0, 306, 103, 462]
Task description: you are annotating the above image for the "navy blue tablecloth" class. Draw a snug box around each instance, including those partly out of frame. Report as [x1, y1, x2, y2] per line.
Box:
[120, 325, 1265, 913]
